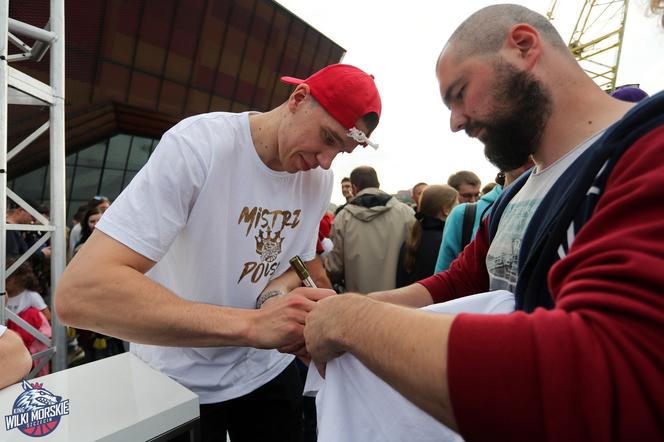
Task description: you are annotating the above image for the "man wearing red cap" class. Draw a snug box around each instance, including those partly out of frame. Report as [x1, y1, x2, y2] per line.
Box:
[56, 64, 381, 441]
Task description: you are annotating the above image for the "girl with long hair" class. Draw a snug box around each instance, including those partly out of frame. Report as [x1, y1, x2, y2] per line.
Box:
[396, 185, 458, 287]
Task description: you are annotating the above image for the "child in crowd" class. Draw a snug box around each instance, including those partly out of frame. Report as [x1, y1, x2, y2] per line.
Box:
[6, 260, 51, 321]
[5, 260, 52, 376]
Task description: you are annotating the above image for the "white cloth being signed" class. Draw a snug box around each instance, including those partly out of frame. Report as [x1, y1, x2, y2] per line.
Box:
[305, 290, 515, 442]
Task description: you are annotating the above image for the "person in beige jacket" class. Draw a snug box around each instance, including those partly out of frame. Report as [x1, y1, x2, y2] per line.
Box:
[325, 166, 415, 293]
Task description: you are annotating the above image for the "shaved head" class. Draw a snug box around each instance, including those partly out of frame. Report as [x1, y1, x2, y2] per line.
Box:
[441, 4, 569, 61]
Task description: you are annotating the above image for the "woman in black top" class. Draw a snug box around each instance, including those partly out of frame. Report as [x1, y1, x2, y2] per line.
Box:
[396, 184, 458, 287]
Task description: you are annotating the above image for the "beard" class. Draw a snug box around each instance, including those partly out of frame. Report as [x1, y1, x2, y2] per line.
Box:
[466, 60, 552, 171]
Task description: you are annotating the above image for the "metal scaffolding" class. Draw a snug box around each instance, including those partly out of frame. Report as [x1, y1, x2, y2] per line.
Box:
[567, 0, 629, 92]
[1, 0, 67, 373]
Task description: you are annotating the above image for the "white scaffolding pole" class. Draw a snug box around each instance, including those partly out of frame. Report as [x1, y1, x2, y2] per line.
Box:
[49, 0, 67, 372]
[1, 0, 67, 373]
[0, 0, 9, 328]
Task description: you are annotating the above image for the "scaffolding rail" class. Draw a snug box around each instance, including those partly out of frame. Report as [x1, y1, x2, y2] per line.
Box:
[1, 0, 67, 373]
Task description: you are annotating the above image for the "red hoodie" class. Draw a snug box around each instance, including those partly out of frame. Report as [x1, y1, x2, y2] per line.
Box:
[419, 126, 664, 441]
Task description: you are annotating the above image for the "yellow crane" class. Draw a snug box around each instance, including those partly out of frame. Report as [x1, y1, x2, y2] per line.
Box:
[548, 0, 629, 92]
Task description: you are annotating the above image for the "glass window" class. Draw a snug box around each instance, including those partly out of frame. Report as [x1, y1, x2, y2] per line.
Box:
[126, 136, 153, 171]
[76, 141, 107, 168]
[149, 138, 160, 155]
[66, 205, 75, 225]
[14, 133, 158, 225]
[70, 166, 102, 200]
[66, 165, 74, 196]
[42, 168, 49, 201]
[105, 134, 132, 169]
[67, 199, 88, 226]
[99, 169, 124, 200]
[122, 171, 138, 188]
[12, 166, 46, 202]
[66, 152, 77, 165]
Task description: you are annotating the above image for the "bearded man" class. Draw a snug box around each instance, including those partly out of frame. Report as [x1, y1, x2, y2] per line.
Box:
[299, 4, 664, 441]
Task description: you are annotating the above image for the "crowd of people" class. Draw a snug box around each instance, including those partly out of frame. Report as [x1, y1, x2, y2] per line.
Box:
[4, 199, 53, 384]
[2, 2, 663, 441]
[2, 194, 124, 389]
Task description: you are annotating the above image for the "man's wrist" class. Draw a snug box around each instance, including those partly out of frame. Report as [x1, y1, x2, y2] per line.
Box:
[255, 289, 284, 309]
[333, 294, 376, 351]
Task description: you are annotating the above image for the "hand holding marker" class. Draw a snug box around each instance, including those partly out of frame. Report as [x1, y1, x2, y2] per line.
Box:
[289, 256, 317, 288]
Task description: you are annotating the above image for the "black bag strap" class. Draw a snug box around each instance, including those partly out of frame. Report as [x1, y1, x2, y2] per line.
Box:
[460, 203, 477, 249]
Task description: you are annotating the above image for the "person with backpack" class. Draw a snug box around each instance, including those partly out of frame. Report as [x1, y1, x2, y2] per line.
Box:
[435, 161, 533, 272]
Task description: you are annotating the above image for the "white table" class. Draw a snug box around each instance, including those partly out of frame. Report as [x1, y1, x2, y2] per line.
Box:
[0, 353, 199, 441]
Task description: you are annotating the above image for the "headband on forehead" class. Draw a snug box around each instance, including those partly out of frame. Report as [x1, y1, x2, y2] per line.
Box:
[347, 127, 379, 150]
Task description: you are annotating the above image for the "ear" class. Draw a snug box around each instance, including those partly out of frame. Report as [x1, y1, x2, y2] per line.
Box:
[505, 24, 542, 70]
[351, 184, 359, 195]
[443, 199, 458, 218]
[287, 84, 311, 112]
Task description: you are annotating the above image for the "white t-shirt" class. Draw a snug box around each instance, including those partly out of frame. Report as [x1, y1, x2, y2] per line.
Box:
[6, 290, 47, 315]
[96, 111, 333, 404]
[0, 324, 6, 337]
[305, 290, 515, 442]
[487, 132, 603, 292]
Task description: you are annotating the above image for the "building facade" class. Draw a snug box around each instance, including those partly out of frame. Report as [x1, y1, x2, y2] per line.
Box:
[8, 0, 345, 221]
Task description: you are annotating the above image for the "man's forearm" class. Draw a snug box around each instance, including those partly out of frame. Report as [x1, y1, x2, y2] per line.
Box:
[369, 283, 434, 307]
[258, 268, 303, 307]
[307, 295, 458, 429]
[56, 230, 271, 348]
[0, 330, 32, 388]
[307, 255, 333, 289]
[57, 261, 258, 347]
[57, 231, 322, 351]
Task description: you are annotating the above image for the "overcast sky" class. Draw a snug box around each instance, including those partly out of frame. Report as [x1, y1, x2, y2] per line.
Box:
[276, 0, 664, 205]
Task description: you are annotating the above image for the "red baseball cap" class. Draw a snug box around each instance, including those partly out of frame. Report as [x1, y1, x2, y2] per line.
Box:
[281, 64, 382, 149]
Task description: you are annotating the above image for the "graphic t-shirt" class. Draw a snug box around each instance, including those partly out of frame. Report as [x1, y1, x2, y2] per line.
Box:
[6, 290, 47, 315]
[487, 132, 603, 292]
[96, 111, 333, 403]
